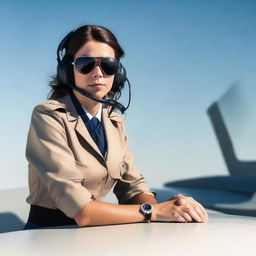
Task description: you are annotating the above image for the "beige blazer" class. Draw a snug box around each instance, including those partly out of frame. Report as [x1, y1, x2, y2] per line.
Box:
[26, 94, 154, 218]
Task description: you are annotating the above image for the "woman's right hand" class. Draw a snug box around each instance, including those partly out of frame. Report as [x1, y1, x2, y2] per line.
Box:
[152, 195, 208, 223]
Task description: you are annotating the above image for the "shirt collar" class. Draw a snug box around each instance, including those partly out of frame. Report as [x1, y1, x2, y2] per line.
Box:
[82, 104, 102, 121]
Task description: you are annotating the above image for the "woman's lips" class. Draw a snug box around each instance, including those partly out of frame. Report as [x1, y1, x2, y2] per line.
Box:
[88, 83, 105, 88]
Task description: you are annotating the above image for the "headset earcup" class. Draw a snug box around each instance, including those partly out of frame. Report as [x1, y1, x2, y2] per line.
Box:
[57, 57, 74, 85]
[111, 63, 127, 92]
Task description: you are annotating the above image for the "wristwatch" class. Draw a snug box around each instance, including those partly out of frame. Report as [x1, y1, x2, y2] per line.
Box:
[140, 203, 153, 223]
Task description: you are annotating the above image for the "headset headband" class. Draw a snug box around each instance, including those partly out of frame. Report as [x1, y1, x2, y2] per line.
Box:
[57, 30, 75, 63]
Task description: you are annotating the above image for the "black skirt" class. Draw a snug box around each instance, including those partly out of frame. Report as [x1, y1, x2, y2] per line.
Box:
[24, 205, 76, 229]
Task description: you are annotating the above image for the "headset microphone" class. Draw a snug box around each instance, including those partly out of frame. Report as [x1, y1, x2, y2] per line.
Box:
[65, 79, 131, 115]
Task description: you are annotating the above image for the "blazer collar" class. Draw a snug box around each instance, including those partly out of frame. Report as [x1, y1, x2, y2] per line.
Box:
[56, 94, 123, 123]
[55, 94, 123, 165]
[57, 94, 79, 122]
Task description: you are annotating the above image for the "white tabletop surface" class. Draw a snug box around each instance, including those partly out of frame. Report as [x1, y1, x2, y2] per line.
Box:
[0, 210, 255, 256]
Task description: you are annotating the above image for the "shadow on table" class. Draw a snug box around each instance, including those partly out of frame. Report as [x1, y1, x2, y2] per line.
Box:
[0, 212, 25, 233]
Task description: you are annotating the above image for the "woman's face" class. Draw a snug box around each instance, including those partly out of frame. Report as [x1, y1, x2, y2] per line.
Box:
[73, 40, 116, 99]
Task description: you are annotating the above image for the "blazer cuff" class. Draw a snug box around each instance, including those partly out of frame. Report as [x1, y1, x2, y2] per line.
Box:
[56, 187, 93, 218]
[142, 190, 157, 198]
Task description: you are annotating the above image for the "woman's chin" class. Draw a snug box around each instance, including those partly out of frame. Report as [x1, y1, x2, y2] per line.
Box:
[74, 87, 109, 101]
[88, 92, 107, 100]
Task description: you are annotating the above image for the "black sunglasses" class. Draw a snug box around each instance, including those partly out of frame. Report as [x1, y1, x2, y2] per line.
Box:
[72, 56, 120, 75]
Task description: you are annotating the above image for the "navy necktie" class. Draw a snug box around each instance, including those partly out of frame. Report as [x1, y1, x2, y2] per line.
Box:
[70, 93, 106, 157]
[87, 117, 106, 157]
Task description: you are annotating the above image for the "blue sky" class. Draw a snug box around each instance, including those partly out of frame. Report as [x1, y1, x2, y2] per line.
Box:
[1, 0, 255, 189]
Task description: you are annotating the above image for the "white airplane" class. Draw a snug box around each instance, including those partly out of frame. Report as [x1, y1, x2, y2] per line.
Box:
[157, 84, 256, 217]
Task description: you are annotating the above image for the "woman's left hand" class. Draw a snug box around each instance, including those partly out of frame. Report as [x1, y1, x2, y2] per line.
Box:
[170, 194, 208, 222]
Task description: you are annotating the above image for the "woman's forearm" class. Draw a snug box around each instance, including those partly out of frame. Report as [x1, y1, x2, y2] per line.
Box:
[74, 194, 208, 227]
[74, 201, 144, 226]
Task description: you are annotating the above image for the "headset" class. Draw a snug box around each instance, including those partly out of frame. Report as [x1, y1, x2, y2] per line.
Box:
[56, 28, 131, 114]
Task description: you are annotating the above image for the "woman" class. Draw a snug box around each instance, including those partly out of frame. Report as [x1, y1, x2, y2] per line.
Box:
[24, 25, 208, 230]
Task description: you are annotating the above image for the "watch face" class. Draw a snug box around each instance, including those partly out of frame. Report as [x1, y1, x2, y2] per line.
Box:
[141, 203, 152, 214]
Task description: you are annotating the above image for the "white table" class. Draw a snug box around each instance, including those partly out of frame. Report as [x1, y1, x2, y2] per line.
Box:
[0, 210, 255, 256]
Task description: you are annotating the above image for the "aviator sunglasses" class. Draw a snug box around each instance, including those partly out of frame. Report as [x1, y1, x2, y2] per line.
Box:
[72, 56, 120, 75]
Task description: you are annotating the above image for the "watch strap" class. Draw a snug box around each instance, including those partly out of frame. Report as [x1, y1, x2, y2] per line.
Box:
[144, 213, 152, 223]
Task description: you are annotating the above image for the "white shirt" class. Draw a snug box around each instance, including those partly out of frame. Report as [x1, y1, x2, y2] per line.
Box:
[82, 104, 102, 121]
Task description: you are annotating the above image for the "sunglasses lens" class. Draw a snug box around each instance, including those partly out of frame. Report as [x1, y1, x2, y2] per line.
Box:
[74, 57, 95, 74]
[100, 57, 119, 75]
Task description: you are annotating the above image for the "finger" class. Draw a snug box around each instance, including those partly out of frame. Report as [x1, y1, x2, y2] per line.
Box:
[170, 194, 185, 200]
[179, 210, 193, 222]
[176, 197, 207, 222]
[184, 206, 203, 223]
[174, 198, 187, 206]
[176, 215, 186, 223]
[189, 197, 206, 212]
[170, 210, 186, 222]
[197, 204, 208, 221]
[184, 197, 208, 222]
[193, 205, 207, 223]
[173, 194, 185, 199]
[188, 202, 207, 222]
[189, 199, 208, 221]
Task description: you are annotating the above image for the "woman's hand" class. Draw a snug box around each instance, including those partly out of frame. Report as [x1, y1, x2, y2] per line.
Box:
[152, 194, 208, 223]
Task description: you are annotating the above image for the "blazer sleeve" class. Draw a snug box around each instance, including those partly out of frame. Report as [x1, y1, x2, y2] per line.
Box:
[113, 122, 156, 204]
[26, 105, 93, 218]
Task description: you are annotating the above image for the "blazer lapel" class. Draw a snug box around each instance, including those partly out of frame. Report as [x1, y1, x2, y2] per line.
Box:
[60, 94, 103, 158]
[102, 108, 123, 173]
[74, 118, 103, 157]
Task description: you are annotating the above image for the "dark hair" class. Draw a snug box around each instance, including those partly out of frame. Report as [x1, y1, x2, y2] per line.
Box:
[48, 25, 125, 100]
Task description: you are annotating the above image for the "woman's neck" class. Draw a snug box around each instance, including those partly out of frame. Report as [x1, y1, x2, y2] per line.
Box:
[73, 90, 101, 117]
